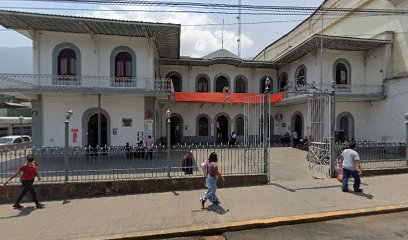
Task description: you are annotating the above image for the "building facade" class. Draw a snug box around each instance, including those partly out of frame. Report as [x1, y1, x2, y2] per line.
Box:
[0, 0, 407, 147]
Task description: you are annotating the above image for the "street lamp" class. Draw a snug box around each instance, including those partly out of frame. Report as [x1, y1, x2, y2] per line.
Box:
[18, 116, 24, 139]
[405, 113, 408, 160]
[166, 108, 171, 177]
[64, 110, 73, 183]
[330, 79, 336, 178]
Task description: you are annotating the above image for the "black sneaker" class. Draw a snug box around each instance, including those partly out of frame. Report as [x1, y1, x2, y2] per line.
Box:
[35, 203, 45, 209]
[354, 189, 363, 193]
[212, 200, 221, 205]
[341, 188, 349, 192]
[13, 204, 23, 209]
[200, 198, 205, 208]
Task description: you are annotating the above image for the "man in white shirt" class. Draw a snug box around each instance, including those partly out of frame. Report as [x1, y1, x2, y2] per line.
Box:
[339, 141, 363, 192]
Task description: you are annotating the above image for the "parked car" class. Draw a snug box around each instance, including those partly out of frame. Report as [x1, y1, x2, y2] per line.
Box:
[0, 135, 32, 150]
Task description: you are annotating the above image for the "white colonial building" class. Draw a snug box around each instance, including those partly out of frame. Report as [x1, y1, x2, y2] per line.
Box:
[0, 0, 407, 147]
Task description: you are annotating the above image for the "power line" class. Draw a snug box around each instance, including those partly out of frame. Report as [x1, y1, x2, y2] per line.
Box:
[1, 0, 408, 16]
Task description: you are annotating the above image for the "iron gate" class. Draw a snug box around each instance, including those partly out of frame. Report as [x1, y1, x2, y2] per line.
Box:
[243, 94, 270, 179]
[307, 95, 333, 178]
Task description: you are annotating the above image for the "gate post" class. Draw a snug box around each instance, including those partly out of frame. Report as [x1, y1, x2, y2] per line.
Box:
[263, 94, 269, 180]
[330, 88, 336, 178]
[405, 112, 408, 160]
[263, 78, 271, 181]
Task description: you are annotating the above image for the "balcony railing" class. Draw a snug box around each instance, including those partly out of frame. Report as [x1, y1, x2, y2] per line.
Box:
[0, 73, 171, 94]
[282, 82, 384, 99]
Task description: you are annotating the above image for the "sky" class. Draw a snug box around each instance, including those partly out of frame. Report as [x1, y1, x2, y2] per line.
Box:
[0, 0, 323, 58]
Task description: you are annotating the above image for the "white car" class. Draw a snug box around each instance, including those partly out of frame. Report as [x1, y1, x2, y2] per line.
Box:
[0, 135, 32, 149]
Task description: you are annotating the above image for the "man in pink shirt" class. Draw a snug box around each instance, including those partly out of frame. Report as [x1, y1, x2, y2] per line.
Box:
[145, 135, 154, 159]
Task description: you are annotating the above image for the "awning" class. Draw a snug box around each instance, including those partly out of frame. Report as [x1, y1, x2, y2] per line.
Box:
[0, 10, 180, 59]
[175, 92, 284, 104]
[274, 34, 393, 64]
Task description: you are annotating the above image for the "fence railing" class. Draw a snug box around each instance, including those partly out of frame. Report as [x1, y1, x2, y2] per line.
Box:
[0, 73, 171, 93]
[0, 144, 266, 184]
[282, 82, 384, 99]
[336, 141, 407, 169]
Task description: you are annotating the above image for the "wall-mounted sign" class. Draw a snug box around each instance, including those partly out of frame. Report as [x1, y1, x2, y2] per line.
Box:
[122, 118, 132, 127]
[112, 128, 118, 135]
[71, 129, 78, 143]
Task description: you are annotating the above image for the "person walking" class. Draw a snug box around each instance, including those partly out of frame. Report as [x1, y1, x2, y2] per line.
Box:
[291, 130, 298, 147]
[3, 153, 45, 209]
[229, 131, 237, 146]
[200, 152, 225, 208]
[339, 141, 363, 192]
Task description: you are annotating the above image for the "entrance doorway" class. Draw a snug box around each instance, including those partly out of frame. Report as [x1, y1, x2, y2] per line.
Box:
[170, 116, 182, 144]
[216, 115, 229, 144]
[292, 113, 303, 139]
[87, 113, 108, 147]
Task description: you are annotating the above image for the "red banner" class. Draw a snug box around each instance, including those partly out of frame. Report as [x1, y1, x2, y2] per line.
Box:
[174, 92, 284, 104]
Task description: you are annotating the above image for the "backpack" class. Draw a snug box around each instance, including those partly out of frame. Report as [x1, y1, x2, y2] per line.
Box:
[200, 161, 208, 176]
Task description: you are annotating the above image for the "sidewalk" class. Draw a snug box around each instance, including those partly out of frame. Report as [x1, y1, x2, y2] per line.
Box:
[1, 173, 408, 240]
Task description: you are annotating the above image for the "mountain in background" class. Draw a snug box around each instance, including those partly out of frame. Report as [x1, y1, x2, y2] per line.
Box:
[0, 47, 32, 74]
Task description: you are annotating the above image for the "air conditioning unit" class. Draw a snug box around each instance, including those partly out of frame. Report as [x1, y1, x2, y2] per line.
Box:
[275, 113, 283, 120]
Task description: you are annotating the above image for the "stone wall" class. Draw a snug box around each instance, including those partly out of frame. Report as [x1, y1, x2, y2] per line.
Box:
[0, 174, 267, 204]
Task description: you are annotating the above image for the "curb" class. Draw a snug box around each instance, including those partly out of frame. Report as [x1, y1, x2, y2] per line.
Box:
[80, 204, 408, 240]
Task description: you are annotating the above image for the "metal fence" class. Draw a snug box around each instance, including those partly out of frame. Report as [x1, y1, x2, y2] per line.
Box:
[0, 144, 266, 184]
[336, 141, 407, 169]
[0, 73, 171, 93]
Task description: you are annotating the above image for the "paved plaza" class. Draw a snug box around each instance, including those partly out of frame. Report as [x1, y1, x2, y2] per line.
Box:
[0, 148, 408, 240]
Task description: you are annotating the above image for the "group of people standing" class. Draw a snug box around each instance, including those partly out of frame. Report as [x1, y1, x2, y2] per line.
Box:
[124, 135, 155, 159]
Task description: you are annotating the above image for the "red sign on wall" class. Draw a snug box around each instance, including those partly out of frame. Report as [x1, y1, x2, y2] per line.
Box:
[71, 129, 78, 143]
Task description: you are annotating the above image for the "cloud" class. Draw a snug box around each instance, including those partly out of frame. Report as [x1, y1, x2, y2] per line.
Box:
[84, 6, 157, 22]
[82, 6, 255, 58]
[164, 12, 254, 57]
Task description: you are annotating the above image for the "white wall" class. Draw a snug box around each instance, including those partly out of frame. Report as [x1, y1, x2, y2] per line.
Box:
[160, 64, 278, 93]
[42, 94, 145, 147]
[36, 31, 154, 79]
[277, 49, 385, 86]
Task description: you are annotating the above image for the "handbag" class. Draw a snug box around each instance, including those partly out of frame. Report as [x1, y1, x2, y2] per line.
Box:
[337, 168, 343, 183]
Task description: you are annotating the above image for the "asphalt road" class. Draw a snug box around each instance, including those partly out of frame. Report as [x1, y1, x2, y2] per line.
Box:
[223, 211, 408, 240]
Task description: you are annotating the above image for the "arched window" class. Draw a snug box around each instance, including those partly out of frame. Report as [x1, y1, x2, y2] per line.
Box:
[296, 66, 306, 87]
[115, 52, 132, 78]
[215, 75, 229, 92]
[197, 76, 209, 92]
[168, 73, 182, 92]
[198, 117, 209, 136]
[58, 48, 76, 80]
[333, 58, 351, 86]
[337, 112, 355, 142]
[235, 78, 246, 93]
[236, 116, 244, 136]
[335, 63, 349, 85]
[260, 76, 273, 93]
[279, 73, 288, 92]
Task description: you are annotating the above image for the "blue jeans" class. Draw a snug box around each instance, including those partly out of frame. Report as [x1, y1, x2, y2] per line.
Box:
[203, 175, 218, 202]
[342, 168, 361, 191]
